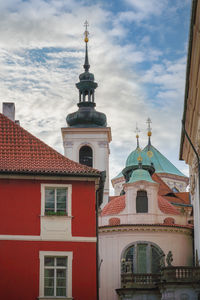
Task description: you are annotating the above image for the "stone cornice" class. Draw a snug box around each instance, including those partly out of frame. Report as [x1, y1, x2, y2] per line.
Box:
[99, 224, 193, 236]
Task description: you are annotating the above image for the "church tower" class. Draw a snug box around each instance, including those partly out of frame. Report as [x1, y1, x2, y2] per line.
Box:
[61, 22, 111, 207]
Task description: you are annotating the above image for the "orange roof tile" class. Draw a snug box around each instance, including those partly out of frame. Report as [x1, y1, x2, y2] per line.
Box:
[101, 195, 125, 216]
[0, 113, 100, 176]
[152, 173, 172, 195]
[158, 195, 180, 215]
[174, 192, 190, 204]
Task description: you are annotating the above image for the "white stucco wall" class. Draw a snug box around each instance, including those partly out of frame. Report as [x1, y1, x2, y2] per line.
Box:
[99, 228, 193, 300]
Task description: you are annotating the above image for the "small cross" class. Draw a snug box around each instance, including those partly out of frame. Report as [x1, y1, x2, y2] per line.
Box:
[135, 123, 140, 135]
[84, 20, 89, 40]
[84, 20, 89, 31]
[146, 117, 152, 132]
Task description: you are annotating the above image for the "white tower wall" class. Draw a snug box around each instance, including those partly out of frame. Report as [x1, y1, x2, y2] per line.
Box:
[62, 127, 111, 207]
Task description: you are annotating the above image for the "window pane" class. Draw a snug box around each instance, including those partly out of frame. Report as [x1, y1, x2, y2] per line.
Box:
[125, 246, 134, 261]
[57, 202, 66, 211]
[57, 188, 67, 199]
[45, 278, 54, 287]
[45, 257, 54, 266]
[56, 287, 66, 296]
[44, 287, 54, 296]
[57, 189, 67, 212]
[137, 244, 147, 273]
[45, 188, 55, 201]
[56, 257, 67, 267]
[124, 246, 134, 273]
[45, 188, 55, 212]
[136, 190, 148, 213]
[57, 278, 66, 287]
[45, 269, 54, 277]
[57, 269, 66, 278]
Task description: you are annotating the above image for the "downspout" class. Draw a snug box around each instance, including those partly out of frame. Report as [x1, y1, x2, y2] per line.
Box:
[96, 171, 106, 300]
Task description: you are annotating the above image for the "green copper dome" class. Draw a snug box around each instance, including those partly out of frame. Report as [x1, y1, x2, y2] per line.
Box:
[142, 145, 186, 177]
[128, 168, 156, 184]
[126, 148, 152, 168]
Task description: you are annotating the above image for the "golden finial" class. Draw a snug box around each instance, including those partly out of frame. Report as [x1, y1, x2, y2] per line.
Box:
[146, 117, 152, 137]
[146, 117, 153, 154]
[135, 123, 140, 149]
[84, 20, 89, 43]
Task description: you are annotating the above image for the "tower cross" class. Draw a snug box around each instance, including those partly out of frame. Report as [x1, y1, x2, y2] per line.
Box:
[84, 20, 89, 42]
[146, 117, 152, 149]
[84, 20, 89, 31]
[135, 123, 140, 149]
[146, 117, 152, 132]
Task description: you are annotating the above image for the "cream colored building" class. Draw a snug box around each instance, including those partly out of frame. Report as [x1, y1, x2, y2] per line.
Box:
[99, 136, 197, 300]
[180, 0, 200, 261]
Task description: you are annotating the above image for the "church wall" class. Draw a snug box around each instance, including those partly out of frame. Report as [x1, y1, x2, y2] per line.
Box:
[99, 228, 193, 300]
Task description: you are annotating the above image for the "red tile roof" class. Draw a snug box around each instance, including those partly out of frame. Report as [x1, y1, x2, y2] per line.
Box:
[0, 113, 100, 176]
[101, 195, 125, 216]
[152, 173, 172, 195]
[174, 192, 190, 204]
[158, 195, 180, 215]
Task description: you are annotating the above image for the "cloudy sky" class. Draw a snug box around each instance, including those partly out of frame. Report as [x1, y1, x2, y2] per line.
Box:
[0, 0, 192, 189]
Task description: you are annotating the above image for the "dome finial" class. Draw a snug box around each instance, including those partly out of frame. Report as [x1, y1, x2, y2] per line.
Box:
[146, 117, 152, 149]
[135, 123, 140, 149]
[83, 20, 90, 72]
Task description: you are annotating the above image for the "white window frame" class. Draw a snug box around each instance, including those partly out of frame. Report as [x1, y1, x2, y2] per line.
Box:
[41, 184, 72, 217]
[39, 251, 73, 299]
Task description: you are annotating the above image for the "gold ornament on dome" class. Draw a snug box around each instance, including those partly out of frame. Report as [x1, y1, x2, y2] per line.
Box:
[147, 150, 153, 158]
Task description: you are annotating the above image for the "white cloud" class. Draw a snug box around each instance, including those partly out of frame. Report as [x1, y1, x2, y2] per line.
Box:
[0, 0, 190, 190]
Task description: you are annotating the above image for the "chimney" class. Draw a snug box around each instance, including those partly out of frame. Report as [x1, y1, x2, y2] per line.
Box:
[2, 102, 15, 122]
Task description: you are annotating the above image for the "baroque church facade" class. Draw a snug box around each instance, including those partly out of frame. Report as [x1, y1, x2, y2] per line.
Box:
[62, 25, 200, 300]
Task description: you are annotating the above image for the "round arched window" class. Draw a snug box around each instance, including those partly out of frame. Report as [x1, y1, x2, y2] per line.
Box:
[121, 242, 164, 274]
[79, 146, 93, 167]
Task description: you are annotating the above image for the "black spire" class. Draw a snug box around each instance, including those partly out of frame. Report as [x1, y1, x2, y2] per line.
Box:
[84, 42, 90, 72]
[66, 21, 107, 128]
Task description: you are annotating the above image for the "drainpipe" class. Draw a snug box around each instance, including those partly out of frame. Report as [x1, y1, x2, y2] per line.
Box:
[182, 120, 200, 263]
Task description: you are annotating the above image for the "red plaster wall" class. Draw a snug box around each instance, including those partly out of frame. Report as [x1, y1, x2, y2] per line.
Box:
[0, 240, 97, 300]
[0, 178, 96, 237]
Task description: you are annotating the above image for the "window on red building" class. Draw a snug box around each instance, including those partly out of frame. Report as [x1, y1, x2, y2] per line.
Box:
[44, 256, 67, 297]
[45, 187, 68, 215]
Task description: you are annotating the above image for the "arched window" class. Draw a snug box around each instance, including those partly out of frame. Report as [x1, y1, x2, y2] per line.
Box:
[136, 190, 148, 213]
[79, 146, 93, 167]
[121, 242, 164, 274]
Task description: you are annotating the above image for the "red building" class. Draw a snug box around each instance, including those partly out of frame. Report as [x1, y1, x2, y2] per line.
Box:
[0, 109, 104, 300]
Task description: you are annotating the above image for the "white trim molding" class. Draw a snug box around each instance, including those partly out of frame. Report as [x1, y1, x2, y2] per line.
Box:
[39, 251, 73, 299]
[41, 184, 72, 240]
[0, 235, 97, 242]
[41, 184, 72, 217]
